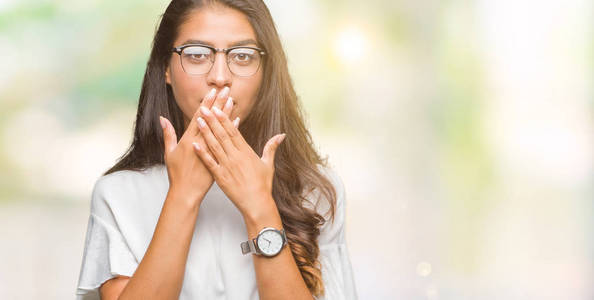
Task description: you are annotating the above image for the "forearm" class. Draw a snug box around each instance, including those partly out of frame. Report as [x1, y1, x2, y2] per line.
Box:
[244, 197, 315, 300]
[118, 188, 204, 300]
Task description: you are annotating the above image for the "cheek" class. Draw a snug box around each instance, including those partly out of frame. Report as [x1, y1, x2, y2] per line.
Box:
[170, 64, 203, 116]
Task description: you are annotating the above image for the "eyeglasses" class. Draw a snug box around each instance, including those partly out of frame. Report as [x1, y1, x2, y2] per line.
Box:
[171, 44, 266, 77]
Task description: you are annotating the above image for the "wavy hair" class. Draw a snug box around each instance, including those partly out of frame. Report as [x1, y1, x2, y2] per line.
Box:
[104, 0, 337, 297]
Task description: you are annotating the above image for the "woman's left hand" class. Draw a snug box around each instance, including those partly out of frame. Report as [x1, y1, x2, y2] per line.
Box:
[192, 101, 286, 219]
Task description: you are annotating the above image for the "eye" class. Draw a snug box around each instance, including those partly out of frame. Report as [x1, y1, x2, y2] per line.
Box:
[233, 53, 252, 63]
[190, 54, 208, 61]
[182, 46, 212, 63]
[230, 48, 257, 65]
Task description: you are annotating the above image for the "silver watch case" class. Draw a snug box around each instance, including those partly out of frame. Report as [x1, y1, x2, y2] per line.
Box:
[240, 227, 287, 257]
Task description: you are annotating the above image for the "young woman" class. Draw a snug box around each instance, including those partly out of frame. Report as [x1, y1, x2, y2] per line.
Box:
[75, 0, 357, 299]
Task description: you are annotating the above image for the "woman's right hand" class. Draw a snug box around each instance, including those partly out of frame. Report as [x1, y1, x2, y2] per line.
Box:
[159, 87, 236, 207]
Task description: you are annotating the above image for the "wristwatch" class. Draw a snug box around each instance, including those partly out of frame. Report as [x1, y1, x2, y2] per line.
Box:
[240, 227, 287, 257]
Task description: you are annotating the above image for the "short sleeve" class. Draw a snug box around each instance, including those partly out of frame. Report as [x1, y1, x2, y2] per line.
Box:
[314, 167, 358, 300]
[75, 176, 139, 300]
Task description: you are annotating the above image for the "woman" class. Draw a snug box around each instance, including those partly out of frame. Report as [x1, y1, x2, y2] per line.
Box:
[75, 0, 357, 299]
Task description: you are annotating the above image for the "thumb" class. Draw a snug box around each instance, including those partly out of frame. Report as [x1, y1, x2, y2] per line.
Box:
[261, 133, 286, 167]
[159, 116, 177, 155]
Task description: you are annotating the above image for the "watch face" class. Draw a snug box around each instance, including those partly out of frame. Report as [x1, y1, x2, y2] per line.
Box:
[257, 229, 284, 256]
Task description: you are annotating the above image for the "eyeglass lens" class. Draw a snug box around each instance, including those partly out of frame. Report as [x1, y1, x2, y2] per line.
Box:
[180, 46, 262, 76]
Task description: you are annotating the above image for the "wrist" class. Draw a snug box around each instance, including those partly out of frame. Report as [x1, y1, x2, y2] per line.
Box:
[243, 196, 283, 238]
[167, 184, 209, 210]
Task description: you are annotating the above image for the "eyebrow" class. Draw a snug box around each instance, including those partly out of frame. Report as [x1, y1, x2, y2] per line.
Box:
[179, 38, 259, 48]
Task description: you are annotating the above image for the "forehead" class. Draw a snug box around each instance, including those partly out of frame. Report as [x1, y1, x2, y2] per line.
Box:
[175, 5, 258, 48]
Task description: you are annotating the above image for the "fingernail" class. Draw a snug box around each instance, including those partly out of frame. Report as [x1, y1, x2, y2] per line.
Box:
[233, 117, 240, 128]
[224, 97, 233, 110]
[197, 117, 206, 128]
[212, 106, 224, 116]
[192, 142, 201, 151]
[207, 88, 217, 99]
[278, 133, 286, 143]
[219, 86, 230, 98]
[159, 116, 167, 129]
[200, 106, 211, 116]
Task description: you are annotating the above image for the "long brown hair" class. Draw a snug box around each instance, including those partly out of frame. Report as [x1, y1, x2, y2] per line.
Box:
[105, 0, 337, 296]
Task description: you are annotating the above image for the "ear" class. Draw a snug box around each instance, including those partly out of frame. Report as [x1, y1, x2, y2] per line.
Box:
[165, 65, 171, 85]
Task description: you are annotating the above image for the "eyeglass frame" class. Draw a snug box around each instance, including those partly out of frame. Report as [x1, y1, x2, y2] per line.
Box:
[171, 43, 267, 77]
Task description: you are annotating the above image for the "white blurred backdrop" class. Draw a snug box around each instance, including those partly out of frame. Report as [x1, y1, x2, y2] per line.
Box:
[0, 0, 592, 299]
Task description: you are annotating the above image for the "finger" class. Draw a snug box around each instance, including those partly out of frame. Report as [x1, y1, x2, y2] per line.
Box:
[192, 142, 221, 173]
[197, 113, 230, 166]
[159, 116, 177, 155]
[212, 86, 230, 110]
[223, 97, 240, 129]
[222, 96, 233, 116]
[261, 133, 286, 167]
[191, 88, 218, 137]
[194, 100, 221, 162]
[196, 93, 234, 141]
[183, 104, 208, 137]
[199, 106, 238, 155]
[202, 87, 218, 109]
[212, 104, 245, 150]
[194, 133, 219, 164]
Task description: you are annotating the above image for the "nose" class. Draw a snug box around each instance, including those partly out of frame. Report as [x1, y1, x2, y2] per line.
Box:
[206, 52, 232, 89]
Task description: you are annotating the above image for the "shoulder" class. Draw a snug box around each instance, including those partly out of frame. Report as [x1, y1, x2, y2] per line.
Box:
[310, 164, 348, 245]
[316, 164, 345, 200]
[90, 164, 167, 216]
[93, 164, 165, 196]
[95, 164, 157, 186]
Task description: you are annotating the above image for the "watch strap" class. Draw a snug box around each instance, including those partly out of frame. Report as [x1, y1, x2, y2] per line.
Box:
[240, 237, 258, 255]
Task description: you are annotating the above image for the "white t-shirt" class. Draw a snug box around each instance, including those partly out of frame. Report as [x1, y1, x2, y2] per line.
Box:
[75, 163, 357, 299]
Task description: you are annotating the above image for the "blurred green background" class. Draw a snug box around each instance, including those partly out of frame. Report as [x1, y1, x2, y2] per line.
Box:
[0, 0, 592, 299]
